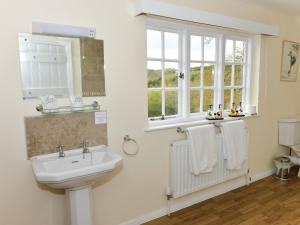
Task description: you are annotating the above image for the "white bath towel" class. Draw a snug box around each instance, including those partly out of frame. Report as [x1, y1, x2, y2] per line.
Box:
[186, 125, 217, 175]
[220, 120, 248, 170]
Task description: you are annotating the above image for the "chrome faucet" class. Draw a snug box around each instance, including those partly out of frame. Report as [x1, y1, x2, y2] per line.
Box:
[80, 140, 89, 154]
[56, 144, 65, 158]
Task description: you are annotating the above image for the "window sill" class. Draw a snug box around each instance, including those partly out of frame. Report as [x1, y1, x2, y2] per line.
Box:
[145, 114, 259, 132]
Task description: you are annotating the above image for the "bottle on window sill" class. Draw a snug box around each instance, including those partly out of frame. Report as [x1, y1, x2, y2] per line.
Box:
[230, 102, 237, 116]
[237, 102, 244, 115]
[216, 104, 223, 119]
[207, 105, 214, 119]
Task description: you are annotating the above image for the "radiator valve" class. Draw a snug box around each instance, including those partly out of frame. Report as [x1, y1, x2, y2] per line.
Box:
[166, 187, 172, 200]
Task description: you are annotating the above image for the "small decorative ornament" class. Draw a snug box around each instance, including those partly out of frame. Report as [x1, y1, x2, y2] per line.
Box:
[281, 40, 300, 82]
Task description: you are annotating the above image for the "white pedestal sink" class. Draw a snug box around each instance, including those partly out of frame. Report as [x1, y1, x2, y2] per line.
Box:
[30, 146, 122, 225]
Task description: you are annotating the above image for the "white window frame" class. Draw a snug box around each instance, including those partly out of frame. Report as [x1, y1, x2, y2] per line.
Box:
[147, 26, 183, 121]
[186, 31, 219, 117]
[222, 36, 251, 111]
[146, 18, 253, 127]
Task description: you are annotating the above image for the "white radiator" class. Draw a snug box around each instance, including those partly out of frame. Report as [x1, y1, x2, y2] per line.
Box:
[170, 134, 248, 198]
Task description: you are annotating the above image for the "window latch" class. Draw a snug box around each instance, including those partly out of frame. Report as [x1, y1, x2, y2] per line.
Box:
[178, 72, 185, 79]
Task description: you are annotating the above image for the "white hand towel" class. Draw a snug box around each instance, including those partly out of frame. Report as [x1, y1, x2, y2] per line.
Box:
[220, 120, 248, 170]
[186, 125, 217, 175]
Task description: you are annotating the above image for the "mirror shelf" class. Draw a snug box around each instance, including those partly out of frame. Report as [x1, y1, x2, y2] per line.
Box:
[36, 101, 100, 115]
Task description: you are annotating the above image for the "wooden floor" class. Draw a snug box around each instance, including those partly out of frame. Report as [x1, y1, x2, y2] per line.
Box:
[144, 169, 300, 225]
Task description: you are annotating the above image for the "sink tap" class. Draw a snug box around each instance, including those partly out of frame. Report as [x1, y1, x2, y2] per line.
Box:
[56, 144, 65, 158]
[80, 140, 89, 154]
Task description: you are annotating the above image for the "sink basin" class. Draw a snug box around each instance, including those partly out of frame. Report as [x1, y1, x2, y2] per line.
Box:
[31, 145, 123, 189]
[31, 145, 123, 225]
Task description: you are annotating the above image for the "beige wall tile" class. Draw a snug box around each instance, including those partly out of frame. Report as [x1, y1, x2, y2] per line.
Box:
[24, 112, 107, 158]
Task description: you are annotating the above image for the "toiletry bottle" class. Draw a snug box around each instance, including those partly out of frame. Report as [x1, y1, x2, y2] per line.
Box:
[230, 102, 236, 116]
[238, 102, 243, 115]
[207, 105, 213, 119]
[217, 104, 223, 118]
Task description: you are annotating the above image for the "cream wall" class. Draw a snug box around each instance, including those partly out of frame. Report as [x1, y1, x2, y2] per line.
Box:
[1, 0, 300, 225]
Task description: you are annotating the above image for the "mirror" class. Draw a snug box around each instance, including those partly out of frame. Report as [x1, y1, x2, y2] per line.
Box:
[18, 33, 105, 99]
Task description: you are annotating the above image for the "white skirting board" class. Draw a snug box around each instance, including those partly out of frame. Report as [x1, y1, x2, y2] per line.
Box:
[118, 169, 275, 225]
[250, 169, 275, 183]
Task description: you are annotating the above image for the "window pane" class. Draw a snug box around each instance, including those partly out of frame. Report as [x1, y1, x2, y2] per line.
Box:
[165, 62, 178, 87]
[225, 40, 234, 62]
[190, 63, 201, 87]
[190, 90, 200, 113]
[204, 64, 215, 86]
[148, 91, 162, 117]
[165, 91, 178, 116]
[224, 65, 232, 86]
[165, 32, 179, 60]
[224, 89, 231, 110]
[203, 90, 214, 112]
[190, 35, 202, 61]
[147, 61, 162, 88]
[235, 41, 245, 63]
[204, 37, 216, 61]
[147, 30, 162, 58]
[234, 65, 243, 86]
[233, 88, 243, 105]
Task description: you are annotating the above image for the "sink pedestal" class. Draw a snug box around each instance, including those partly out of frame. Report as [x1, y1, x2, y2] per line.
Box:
[67, 186, 93, 225]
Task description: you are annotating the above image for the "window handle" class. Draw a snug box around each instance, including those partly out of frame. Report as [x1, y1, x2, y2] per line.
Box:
[178, 72, 185, 79]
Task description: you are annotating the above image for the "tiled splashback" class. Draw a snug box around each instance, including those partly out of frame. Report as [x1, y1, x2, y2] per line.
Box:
[24, 112, 107, 158]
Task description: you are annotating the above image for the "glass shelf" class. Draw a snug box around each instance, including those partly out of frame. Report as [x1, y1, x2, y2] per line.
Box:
[36, 101, 100, 115]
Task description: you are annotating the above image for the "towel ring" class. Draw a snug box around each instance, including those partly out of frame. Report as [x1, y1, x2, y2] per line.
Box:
[122, 135, 139, 156]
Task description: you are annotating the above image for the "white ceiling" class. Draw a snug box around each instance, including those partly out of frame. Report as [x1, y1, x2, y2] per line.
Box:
[239, 0, 300, 16]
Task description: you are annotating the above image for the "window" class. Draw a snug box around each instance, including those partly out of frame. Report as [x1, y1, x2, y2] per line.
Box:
[147, 29, 181, 119]
[224, 39, 247, 110]
[146, 20, 252, 124]
[189, 35, 217, 114]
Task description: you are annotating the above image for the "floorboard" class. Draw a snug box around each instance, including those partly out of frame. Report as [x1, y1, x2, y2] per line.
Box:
[144, 168, 300, 225]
